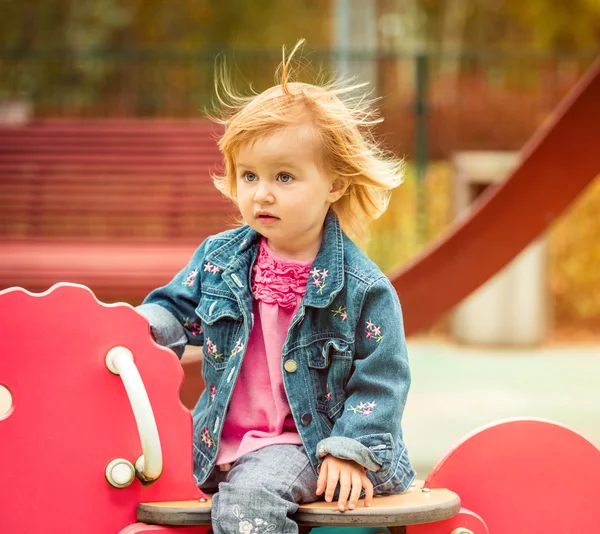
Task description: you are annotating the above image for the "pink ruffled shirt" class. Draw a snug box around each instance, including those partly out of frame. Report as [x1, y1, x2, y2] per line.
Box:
[216, 238, 314, 466]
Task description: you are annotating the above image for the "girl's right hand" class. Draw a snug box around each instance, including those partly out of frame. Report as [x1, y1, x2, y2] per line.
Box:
[316, 455, 374, 512]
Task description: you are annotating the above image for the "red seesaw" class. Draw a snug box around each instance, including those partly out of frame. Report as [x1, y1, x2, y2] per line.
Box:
[1, 283, 599, 533]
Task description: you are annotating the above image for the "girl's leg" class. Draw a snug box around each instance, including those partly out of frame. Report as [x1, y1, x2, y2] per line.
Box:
[211, 444, 318, 534]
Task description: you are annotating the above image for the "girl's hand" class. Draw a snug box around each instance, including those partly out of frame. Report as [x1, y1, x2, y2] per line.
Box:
[316, 455, 374, 512]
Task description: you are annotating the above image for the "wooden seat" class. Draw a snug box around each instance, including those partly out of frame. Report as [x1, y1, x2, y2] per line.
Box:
[137, 481, 460, 529]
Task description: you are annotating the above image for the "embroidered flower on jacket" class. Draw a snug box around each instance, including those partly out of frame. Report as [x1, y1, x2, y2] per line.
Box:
[201, 427, 215, 447]
[182, 269, 199, 287]
[203, 261, 220, 274]
[183, 317, 203, 337]
[365, 320, 383, 342]
[331, 305, 347, 321]
[205, 337, 223, 359]
[210, 385, 217, 401]
[347, 401, 377, 416]
[310, 267, 327, 294]
[230, 338, 244, 357]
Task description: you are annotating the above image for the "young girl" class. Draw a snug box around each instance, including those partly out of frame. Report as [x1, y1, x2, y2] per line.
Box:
[137, 41, 415, 534]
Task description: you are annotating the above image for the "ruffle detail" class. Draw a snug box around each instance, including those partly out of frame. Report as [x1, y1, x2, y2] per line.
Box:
[251, 241, 312, 309]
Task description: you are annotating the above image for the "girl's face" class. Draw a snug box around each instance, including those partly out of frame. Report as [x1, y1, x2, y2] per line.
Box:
[235, 122, 345, 261]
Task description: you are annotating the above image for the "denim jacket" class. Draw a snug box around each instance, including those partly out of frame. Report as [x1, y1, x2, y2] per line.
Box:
[137, 211, 415, 493]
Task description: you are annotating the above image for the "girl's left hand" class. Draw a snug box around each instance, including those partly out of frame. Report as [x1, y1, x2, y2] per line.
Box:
[316, 455, 374, 512]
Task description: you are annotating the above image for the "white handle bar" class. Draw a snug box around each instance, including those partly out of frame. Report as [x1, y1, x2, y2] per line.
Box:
[106, 346, 163, 483]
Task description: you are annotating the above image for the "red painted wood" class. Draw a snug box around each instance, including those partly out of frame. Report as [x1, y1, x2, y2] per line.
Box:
[119, 525, 211, 534]
[423, 419, 600, 532]
[0, 118, 238, 299]
[0, 163, 221, 173]
[0, 242, 209, 301]
[0, 176, 219, 187]
[391, 56, 600, 335]
[0, 197, 232, 215]
[407, 508, 488, 534]
[0, 284, 203, 533]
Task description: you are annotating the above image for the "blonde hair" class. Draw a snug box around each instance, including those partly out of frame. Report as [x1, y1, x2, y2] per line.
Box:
[210, 40, 404, 243]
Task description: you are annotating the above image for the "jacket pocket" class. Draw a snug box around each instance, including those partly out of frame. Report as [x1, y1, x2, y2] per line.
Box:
[195, 295, 243, 325]
[307, 338, 353, 421]
[195, 296, 243, 371]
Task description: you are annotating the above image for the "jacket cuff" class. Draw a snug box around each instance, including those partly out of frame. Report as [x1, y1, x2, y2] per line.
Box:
[316, 434, 393, 473]
[136, 303, 188, 359]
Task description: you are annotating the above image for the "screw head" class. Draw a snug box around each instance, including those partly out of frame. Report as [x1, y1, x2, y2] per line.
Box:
[105, 458, 136, 488]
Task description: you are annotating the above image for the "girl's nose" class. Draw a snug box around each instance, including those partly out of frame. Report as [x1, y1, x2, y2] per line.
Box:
[254, 182, 275, 204]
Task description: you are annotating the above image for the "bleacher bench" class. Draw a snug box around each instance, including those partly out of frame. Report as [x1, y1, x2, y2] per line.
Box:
[0, 119, 235, 303]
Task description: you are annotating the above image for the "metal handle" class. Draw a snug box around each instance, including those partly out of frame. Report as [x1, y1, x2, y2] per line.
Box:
[106, 346, 162, 483]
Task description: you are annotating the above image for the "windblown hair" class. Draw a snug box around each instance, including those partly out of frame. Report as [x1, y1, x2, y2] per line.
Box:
[210, 39, 404, 243]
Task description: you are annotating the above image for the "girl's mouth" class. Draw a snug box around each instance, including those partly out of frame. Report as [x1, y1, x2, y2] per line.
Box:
[257, 214, 279, 224]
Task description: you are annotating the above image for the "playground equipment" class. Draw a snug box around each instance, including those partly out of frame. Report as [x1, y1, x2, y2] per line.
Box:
[392, 56, 600, 335]
[2, 283, 600, 534]
[2, 50, 599, 534]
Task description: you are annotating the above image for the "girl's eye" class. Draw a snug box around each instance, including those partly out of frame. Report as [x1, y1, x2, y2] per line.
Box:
[278, 173, 293, 183]
[243, 172, 258, 182]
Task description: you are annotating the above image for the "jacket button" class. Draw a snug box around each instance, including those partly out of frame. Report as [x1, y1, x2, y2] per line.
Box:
[300, 413, 312, 426]
[284, 360, 297, 373]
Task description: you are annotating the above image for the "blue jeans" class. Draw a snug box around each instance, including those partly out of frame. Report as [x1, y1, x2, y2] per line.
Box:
[202, 444, 319, 534]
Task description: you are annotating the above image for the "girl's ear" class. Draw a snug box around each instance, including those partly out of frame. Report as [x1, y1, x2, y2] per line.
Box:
[327, 176, 349, 203]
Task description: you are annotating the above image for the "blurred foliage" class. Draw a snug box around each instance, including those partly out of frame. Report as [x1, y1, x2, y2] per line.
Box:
[0, 0, 330, 109]
[1, 0, 599, 104]
[367, 163, 600, 326]
[549, 175, 600, 327]
[0, 0, 331, 51]
[366, 162, 453, 273]
[412, 0, 600, 52]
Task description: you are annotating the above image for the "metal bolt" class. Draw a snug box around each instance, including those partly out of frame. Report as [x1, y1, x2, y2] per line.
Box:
[105, 458, 136, 489]
[450, 529, 474, 534]
[421, 487, 431, 493]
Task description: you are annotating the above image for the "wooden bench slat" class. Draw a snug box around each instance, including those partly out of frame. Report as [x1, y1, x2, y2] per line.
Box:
[0, 226, 230, 240]
[0, 176, 218, 186]
[0, 145, 220, 154]
[0, 164, 221, 173]
[0, 125, 222, 135]
[135, 483, 461, 528]
[0, 201, 234, 215]
[0, 154, 221, 164]
[0, 182, 221, 193]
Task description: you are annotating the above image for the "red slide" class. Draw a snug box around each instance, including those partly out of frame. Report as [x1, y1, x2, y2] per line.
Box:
[391, 56, 600, 335]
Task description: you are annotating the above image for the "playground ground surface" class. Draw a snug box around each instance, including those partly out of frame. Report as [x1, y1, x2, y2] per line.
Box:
[404, 333, 600, 478]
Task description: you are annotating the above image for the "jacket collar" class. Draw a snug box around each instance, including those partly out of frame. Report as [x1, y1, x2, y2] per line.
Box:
[302, 210, 345, 308]
[206, 209, 344, 308]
